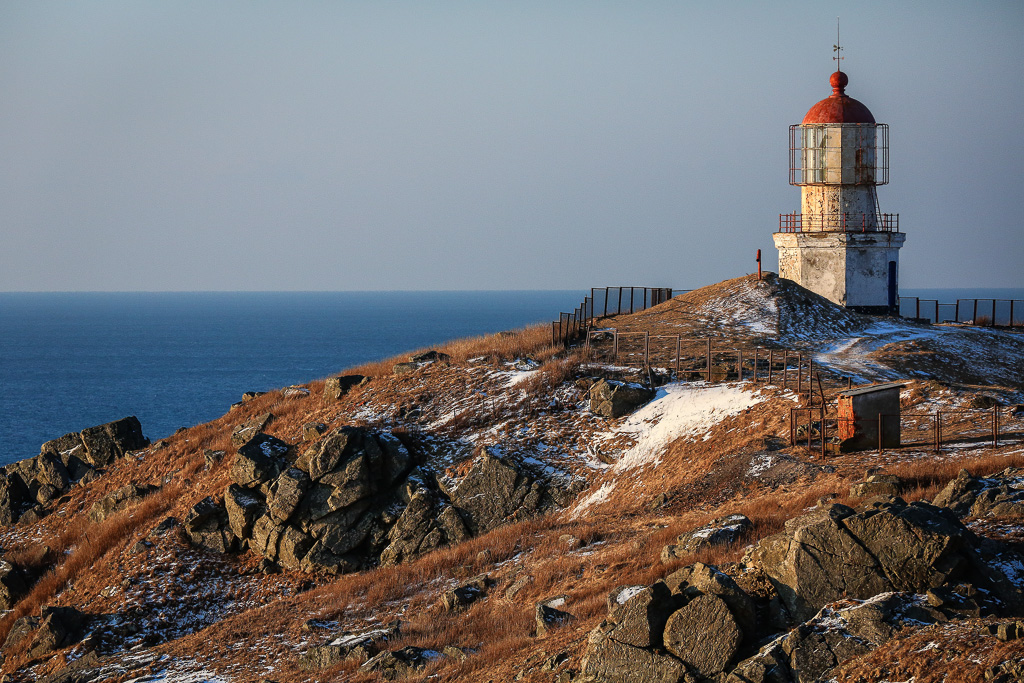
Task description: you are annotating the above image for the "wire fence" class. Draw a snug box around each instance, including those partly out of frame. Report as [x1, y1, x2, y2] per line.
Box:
[898, 297, 1023, 327]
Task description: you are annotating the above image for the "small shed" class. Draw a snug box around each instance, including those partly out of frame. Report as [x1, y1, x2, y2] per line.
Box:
[837, 382, 905, 452]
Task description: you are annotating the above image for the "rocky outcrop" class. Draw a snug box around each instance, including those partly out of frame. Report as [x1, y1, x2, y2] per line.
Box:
[443, 449, 549, 536]
[1, 417, 148, 525]
[230, 412, 274, 448]
[589, 380, 655, 418]
[932, 467, 1024, 517]
[183, 496, 237, 554]
[0, 558, 28, 610]
[1, 606, 91, 661]
[299, 621, 401, 670]
[662, 514, 752, 562]
[849, 473, 904, 498]
[361, 646, 442, 680]
[323, 374, 366, 402]
[90, 483, 158, 523]
[742, 497, 1022, 621]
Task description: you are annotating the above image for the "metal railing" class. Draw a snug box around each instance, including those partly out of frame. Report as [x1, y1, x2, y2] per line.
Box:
[552, 287, 678, 346]
[898, 297, 1023, 327]
[777, 212, 899, 233]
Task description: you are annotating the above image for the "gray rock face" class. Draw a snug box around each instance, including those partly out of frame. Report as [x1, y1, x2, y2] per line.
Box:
[744, 498, 1006, 622]
[323, 374, 366, 402]
[446, 449, 549, 536]
[849, 473, 904, 498]
[89, 484, 157, 523]
[606, 582, 678, 649]
[0, 559, 28, 610]
[231, 434, 290, 488]
[299, 622, 400, 670]
[0, 417, 148, 525]
[183, 496, 236, 554]
[663, 514, 752, 561]
[361, 646, 440, 680]
[664, 593, 741, 677]
[580, 637, 689, 683]
[932, 467, 1024, 517]
[725, 593, 946, 683]
[230, 412, 274, 448]
[25, 606, 89, 659]
[589, 379, 655, 418]
[224, 484, 265, 540]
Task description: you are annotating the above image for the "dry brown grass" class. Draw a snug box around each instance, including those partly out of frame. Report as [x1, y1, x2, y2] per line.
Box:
[343, 324, 559, 378]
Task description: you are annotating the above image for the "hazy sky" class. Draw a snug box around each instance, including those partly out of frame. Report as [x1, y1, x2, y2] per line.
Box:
[1, 1, 1021, 291]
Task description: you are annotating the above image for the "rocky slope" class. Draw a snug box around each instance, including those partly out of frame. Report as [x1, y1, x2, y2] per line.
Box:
[0, 277, 1023, 683]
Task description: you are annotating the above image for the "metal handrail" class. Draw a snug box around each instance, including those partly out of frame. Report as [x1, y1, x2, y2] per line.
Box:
[777, 212, 899, 233]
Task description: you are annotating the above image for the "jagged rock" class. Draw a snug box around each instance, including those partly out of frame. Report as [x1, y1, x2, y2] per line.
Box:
[302, 423, 327, 441]
[410, 350, 451, 363]
[306, 500, 373, 553]
[231, 412, 274, 447]
[441, 576, 491, 611]
[850, 473, 904, 498]
[89, 484, 156, 523]
[535, 596, 573, 637]
[242, 391, 267, 402]
[663, 514, 752, 561]
[2, 615, 39, 655]
[204, 449, 226, 469]
[0, 559, 28, 610]
[267, 468, 311, 523]
[580, 636, 689, 683]
[224, 484, 265, 540]
[34, 453, 70, 491]
[589, 379, 655, 418]
[744, 498, 1013, 622]
[251, 514, 285, 560]
[380, 489, 444, 565]
[323, 374, 366, 402]
[446, 449, 548, 536]
[933, 467, 1024, 517]
[0, 471, 31, 525]
[231, 434, 289, 488]
[361, 645, 440, 680]
[300, 540, 357, 575]
[666, 563, 757, 642]
[664, 593, 741, 677]
[77, 416, 148, 467]
[276, 525, 316, 570]
[296, 427, 357, 481]
[393, 362, 422, 375]
[26, 605, 89, 659]
[183, 496, 236, 554]
[606, 582, 677, 648]
[725, 593, 946, 683]
[299, 622, 400, 670]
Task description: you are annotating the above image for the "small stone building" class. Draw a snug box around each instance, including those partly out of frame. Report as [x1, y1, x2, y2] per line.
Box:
[837, 382, 904, 452]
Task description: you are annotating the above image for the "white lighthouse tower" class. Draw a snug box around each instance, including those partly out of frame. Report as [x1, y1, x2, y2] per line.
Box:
[773, 68, 905, 314]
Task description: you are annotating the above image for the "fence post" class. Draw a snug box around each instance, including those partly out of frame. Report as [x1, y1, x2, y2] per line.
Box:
[955, 300, 960, 322]
[768, 348, 774, 384]
[992, 299, 997, 326]
[643, 288, 648, 310]
[613, 331, 619, 362]
[934, 300, 939, 324]
[915, 297, 920, 320]
[973, 299, 978, 324]
[644, 331, 650, 368]
[797, 352, 803, 394]
[820, 406, 826, 459]
[603, 288, 609, 317]
[630, 288, 635, 314]
[706, 338, 713, 383]
[878, 414, 883, 455]
[1012, 300, 1016, 327]
[933, 413, 939, 453]
[783, 351, 789, 388]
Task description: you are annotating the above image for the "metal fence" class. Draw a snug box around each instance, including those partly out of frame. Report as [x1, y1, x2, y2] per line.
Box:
[898, 297, 1023, 327]
[789, 406, 1021, 458]
[552, 287, 678, 346]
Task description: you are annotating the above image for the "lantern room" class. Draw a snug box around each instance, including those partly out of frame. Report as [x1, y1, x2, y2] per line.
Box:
[774, 69, 906, 314]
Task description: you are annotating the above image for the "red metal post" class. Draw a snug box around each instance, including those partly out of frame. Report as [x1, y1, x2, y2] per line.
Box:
[756, 249, 762, 280]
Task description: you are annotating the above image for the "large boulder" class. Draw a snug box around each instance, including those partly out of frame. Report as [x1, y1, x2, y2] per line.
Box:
[0, 559, 28, 610]
[361, 646, 441, 680]
[744, 498, 1015, 622]
[231, 434, 290, 488]
[589, 380, 655, 418]
[323, 374, 366, 402]
[725, 593, 946, 683]
[664, 593, 741, 678]
[663, 514, 752, 561]
[89, 484, 157, 523]
[932, 467, 1024, 517]
[299, 622, 400, 670]
[25, 606, 89, 660]
[580, 636, 689, 683]
[224, 484, 266, 540]
[445, 449, 549, 536]
[183, 496, 236, 554]
[78, 416, 148, 467]
[230, 412, 274, 448]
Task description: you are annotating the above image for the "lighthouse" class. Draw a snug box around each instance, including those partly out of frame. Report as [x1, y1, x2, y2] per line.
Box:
[773, 69, 905, 314]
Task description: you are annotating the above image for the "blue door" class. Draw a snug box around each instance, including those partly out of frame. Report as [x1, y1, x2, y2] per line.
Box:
[887, 261, 897, 311]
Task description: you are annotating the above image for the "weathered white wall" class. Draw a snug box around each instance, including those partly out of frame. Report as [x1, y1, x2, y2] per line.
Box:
[773, 232, 906, 309]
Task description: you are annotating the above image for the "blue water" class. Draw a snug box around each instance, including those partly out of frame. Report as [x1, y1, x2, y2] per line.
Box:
[0, 291, 585, 466]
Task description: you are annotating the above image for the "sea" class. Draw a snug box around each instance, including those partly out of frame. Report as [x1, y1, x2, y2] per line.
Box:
[0, 290, 586, 466]
[1, 287, 1020, 468]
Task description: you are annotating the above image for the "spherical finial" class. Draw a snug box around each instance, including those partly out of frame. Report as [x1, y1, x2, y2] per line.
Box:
[830, 71, 848, 95]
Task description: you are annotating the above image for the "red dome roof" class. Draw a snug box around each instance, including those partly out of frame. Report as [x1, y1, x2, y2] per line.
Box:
[801, 71, 875, 124]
